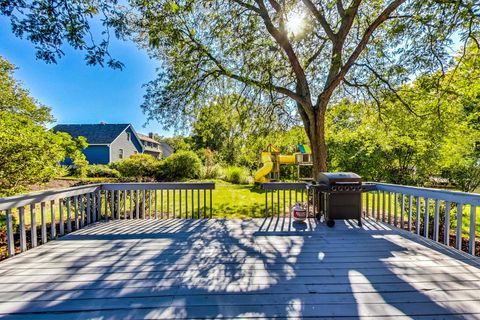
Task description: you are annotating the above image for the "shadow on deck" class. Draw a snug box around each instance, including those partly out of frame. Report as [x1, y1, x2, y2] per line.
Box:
[0, 217, 480, 319]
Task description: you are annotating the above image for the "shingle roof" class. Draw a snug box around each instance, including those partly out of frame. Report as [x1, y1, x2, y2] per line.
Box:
[137, 133, 159, 144]
[52, 124, 130, 144]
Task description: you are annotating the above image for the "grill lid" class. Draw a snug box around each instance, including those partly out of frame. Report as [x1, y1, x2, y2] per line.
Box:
[318, 172, 361, 185]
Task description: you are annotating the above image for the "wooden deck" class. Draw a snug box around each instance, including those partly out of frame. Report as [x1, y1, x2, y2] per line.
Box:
[0, 218, 480, 319]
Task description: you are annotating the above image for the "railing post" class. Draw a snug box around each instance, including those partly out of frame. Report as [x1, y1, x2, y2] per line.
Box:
[415, 197, 421, 235]
[19, 207, 26, 252]
[30, 205, 37, 248]
[59, 199, 64, 236]
[433, 199, 440, 242]
[400, 194, 405, 230]
[456, 203, 463, 250]
[50, 200, 56, 239]
[424, 197, 429, 238]
[469, 205, 476, 255]
[6, 209, 14, 257]
[444, 201, 451, 246]
[408, 195, 413, 231]
[41, 202, 47, 244]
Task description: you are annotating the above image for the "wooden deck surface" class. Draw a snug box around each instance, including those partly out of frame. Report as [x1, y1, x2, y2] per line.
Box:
[1, 217, 480, 319]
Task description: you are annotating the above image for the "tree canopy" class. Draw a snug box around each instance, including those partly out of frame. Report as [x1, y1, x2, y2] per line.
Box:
[0, 56, 88, 196]
[1, 0, 479, 179]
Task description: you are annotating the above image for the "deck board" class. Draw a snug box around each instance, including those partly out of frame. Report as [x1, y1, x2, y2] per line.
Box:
[0, 218, 479, 319]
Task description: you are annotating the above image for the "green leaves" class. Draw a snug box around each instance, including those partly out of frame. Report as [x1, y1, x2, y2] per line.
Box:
[0, 56, 87, 195]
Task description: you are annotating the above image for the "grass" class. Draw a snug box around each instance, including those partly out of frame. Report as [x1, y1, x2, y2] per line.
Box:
[4, 181, 479, 237]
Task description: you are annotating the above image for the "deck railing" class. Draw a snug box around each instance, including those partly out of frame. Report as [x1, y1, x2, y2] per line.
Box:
[262, 182, 308, 217]
[263, 181, 479, 256]
[0, 182, 215, 259]
[364, 183, 479, 256]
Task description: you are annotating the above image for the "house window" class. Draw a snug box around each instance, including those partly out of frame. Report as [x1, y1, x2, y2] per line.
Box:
[118, 149, 124, 159]
[126, 132, 131, 141]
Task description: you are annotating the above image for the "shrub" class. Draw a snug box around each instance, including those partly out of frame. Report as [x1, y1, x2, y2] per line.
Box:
[224, 166, 252, 184]
[86, 165, 120, 178]
[158, 150, 202, 180]
[110, 154, 158, 177]
[200, 164, 225, 179]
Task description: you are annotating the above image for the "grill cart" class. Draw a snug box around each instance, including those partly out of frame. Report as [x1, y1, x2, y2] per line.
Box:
[313, 172, 363, 227]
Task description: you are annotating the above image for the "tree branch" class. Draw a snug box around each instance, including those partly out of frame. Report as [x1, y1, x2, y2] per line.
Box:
[322, 0, 407, 100]
[301, 0, 336, 40]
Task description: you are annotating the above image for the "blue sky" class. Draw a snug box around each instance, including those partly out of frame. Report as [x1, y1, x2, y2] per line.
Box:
[0, 16, 171, 136]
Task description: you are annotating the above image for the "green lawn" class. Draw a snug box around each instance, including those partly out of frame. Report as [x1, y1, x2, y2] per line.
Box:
[7, 182, 480, 238]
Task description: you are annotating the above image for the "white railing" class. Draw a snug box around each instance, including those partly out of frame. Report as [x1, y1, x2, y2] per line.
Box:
[263, 181, 479, 256]
[0, 182, 215, 259]
[364, 183, 479, 256]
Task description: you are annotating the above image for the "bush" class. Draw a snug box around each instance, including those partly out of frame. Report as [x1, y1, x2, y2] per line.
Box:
[158, 150, 202, 180]
[110, 154, 158, 177]
[224, 166, 252, 184]
[200, 164, 225, 179]
[86, 165, 120, 178]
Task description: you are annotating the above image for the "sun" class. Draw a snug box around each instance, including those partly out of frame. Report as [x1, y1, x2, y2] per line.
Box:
[286, 14, 305, 35]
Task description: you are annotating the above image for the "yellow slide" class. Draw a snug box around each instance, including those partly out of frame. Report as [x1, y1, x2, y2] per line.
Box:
[254, 152, 297, 183]
[254, 152, 273, 183]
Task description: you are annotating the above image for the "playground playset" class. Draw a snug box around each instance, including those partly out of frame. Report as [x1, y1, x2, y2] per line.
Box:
[254, 144, 313, 183]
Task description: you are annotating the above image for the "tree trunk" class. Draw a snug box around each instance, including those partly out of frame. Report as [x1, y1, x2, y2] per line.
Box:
[304, 103, 328, 181]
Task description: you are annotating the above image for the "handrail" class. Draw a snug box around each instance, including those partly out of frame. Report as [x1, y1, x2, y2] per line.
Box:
[0, 184, 102, 211]
[0, 182, 215, 259]
[363, 183, 479, 257]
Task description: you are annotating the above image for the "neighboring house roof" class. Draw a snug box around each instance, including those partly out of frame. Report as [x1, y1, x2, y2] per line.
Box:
[52, 124, 143, 152]
[138, 133, 160, 145]
[160, 142, 175, 157]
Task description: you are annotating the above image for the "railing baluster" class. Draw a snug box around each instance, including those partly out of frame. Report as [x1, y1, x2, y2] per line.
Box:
[30, 205, 37, 248]
[424, 197, 429, 238]
[96, 190, 101, 221]
[59, 199, 64, 236]
[456, 203, 463, 250]
[365, 192, 370, 217]
[469, 205, 476, 255]
[142, 190, 146, 219]
[372, 192, 376, 219]
[104, 191, 109, 221]
[173, 189, 176, 219]
[110, 191, 115, 220]
[41, 202, 47, 244]
[86, 193, 91, 225]
[408, 195, 413, 231]
[67, 197, 72, 232]
[123, 190, 126, 219]
[387, 192, 391, 224]
[394, 193, 398, 227]
[149, 190, 152, 219]
[116, 191, 120, 220]
[277, 188, 280, 218]
[376, 190, 381, 220]
[135, 190, 140, 219]
[400, 194, 405, 229]
[155, 190, 158, 219]
[6, 209, 14, 257]
[433, 199, 440, 242]
[444, 201, 451, 246]
[19, 207, 26, 252]
[283, 189, 286, 218]
[80, 195, 85, 227]
[190, 189, 193, 219]
[160, 189, 164, 219]
[75, 195, 80, 230]
[415, 197, 421, 235]
[204, 189, 207, 219]
[179, 189, 182, 219]
[50, 200, 56, 239]
[210, 189, 213, 218]
[197, 187, 200, 219]
[129, 190, 133, 219]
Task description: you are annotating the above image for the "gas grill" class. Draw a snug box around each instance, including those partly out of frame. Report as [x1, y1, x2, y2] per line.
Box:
[315, 172, 363, 227]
